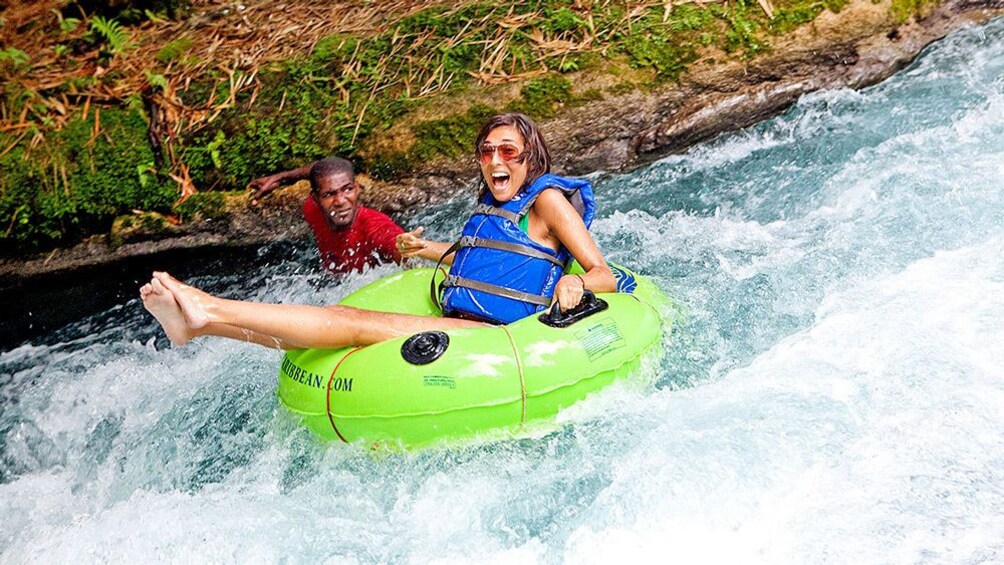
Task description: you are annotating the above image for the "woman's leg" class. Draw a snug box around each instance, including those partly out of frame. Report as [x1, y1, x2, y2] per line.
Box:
[146, 271, 482, 350]
[142, 277, 296, 348]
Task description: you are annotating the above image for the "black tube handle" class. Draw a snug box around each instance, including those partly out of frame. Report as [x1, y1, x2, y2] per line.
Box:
[538, 290, 608, 328]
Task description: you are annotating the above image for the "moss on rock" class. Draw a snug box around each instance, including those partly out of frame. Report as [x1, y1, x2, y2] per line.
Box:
[110, 211, 180, 248]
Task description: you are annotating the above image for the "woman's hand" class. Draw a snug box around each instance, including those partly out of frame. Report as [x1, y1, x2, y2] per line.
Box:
[552, 273, 587, 312]
[396, 227, 429, 258]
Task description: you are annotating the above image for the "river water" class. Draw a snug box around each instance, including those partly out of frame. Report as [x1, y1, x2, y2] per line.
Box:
[2, 18, 1003, 563]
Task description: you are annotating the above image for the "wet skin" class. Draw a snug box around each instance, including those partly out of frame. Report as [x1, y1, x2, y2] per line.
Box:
[480, 125, 528, 203]
[313, 171, 359, 230]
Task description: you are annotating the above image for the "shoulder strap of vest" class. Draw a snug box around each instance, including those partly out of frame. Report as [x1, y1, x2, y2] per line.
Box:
[514, 174, 596, 228]
[474, 175, 595, 227]
[472, 203, 520, 225]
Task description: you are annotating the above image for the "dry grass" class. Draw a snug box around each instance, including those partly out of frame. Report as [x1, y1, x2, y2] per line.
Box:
[2, 1, 451, 135]
[3, 0, 787, 193]
[1, 0, 776, 136]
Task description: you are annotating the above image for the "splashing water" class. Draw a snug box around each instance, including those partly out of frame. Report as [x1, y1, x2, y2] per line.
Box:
[2, 18, 1003, 563]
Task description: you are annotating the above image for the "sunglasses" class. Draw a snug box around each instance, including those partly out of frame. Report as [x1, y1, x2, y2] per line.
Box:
[478, 143, 528, 164]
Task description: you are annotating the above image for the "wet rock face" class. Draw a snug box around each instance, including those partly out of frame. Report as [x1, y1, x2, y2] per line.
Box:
[544, 0, 1001, 172]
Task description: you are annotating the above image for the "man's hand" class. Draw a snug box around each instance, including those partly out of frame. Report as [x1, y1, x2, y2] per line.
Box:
[248, 175, 282, 205]
[396, 227, 428, 258]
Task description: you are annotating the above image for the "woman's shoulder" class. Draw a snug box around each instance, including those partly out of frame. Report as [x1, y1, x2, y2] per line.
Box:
[532, 187, 578, 215]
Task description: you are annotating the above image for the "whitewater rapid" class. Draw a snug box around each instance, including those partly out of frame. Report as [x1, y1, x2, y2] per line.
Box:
[2, 17, 1002, 564]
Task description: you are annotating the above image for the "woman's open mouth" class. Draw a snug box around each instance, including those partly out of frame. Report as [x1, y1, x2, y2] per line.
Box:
[491, 172, 511, 191]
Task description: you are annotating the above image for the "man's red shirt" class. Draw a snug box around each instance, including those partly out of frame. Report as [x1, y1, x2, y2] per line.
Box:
[302, 197, 403, 274]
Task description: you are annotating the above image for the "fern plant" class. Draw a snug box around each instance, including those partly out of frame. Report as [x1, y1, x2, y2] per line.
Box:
[90, 16, 129, 54]
[144, 69, 168, 90]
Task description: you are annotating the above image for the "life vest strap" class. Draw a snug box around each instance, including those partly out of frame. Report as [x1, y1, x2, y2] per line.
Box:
[472, 204, 521, 225]
[430, 239, 463, 311]
[442, 275, 552, 307]
[458, 236, 564, 267]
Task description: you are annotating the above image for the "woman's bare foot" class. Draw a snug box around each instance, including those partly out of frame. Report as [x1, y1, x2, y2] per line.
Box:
[153, 271, 217, 329]
[141, 278, 195, 345]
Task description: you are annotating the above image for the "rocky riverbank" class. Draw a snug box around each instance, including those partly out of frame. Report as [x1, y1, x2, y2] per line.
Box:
[2, 0, 1001, 286]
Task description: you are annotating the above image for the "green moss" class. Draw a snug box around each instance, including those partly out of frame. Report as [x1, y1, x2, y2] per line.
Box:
[608, 82, 640, 96]
[578, 88, 604, 103]
[174, 191, 228, 222]
[110, 211, 177, 248]
[620, 32, 697, 79]
[375, 75, 589, 171]
[670, 4, 717, 32]
[367, 151, 416, 181]
[539, 7, 586, 34]
[510, 75, 574, 119]
[194, 79, 326, 183]
[715, 0, 769, 55]
[891, 0, 937, 22]
[311, 33, 358, 67]
[155, 37, 193, 64]
[411, 103, 498, 161]
[176, 76, 215, 106]
[772, 0, 849, 34]
[0, 47, 30, 74]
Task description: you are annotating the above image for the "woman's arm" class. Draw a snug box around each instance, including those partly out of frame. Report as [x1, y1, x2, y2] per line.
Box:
[396, 227, 457, 265]
[533, 189, 616, 310]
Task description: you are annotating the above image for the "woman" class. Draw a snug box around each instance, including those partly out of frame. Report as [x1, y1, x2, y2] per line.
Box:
[142, 113, 615, 349]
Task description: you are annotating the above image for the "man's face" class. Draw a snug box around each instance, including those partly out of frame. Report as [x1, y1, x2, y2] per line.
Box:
[312, 172, 359, 230]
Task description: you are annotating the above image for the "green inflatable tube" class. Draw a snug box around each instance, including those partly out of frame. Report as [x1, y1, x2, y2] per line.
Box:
[276, 263, 672, 447]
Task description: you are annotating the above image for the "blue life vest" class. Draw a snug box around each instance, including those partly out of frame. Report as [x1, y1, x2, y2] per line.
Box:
[441, 174, 596, 324]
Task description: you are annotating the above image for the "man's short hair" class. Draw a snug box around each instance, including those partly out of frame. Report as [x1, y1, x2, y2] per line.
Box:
[309, 157, 354, 192]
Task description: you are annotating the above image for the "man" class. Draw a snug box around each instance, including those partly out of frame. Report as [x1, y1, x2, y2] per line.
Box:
[249, 157, 405, 274]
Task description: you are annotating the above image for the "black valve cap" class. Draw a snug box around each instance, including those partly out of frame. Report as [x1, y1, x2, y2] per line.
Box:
[401, 331, 450, 365]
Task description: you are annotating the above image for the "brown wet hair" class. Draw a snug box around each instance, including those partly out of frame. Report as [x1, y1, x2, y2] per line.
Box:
[474, 112, 551, 198]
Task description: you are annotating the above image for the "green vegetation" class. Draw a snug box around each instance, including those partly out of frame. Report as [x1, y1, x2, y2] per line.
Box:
[58, 16, 81, 34]
[173, 1, 758, 189]
[1, 0, 933, 256]
[772, 0, 851, 33]
[109, 211, 176, 248]
[891, 0, 939, 22]
[411, 104, 498, 161]
[174, 191, 229, 223]
[0, 109, 175, 252]
[89, 16, 131, 55]
[515, 75, 575, 118]
[373, 76, 582, 177]
[0, 47, 29, 64]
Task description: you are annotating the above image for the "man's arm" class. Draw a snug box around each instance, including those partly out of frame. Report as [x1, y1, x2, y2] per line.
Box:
[365, 210, 406, 265]
[397, 227, 457, 265]
[248, 163, 315, 204]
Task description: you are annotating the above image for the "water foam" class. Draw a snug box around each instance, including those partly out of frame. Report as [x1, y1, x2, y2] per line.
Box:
[2, 16, 1004, 564]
